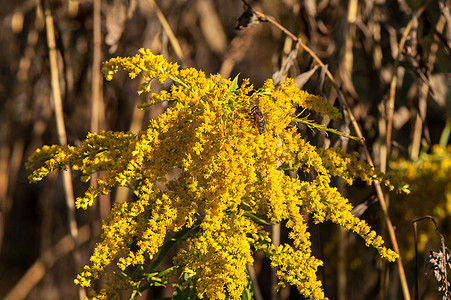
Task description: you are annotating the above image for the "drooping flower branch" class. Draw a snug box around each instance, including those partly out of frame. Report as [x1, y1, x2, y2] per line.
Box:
[26, 49, 404, 300]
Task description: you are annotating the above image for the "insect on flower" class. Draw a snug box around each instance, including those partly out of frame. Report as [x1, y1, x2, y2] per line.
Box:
[249, 105, 264, 134]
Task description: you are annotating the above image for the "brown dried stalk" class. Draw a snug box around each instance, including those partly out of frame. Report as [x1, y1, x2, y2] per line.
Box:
[41, 0, 84, 298]
[412, 216, 451, 300]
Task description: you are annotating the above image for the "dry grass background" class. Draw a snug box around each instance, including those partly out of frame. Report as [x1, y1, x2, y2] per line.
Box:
[0, 0, 450, 299]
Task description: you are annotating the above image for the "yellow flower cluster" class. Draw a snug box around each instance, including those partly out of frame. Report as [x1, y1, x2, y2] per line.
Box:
[27, 49, 402, 299]
[391, 145, 451, 260]
[316, 147, 409, 192]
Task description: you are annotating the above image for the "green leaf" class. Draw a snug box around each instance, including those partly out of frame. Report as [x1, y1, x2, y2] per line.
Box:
[241, 276, 254, 300]
[227, 74, 240, 95]
[149, 221, 200, 270]
[293, 115, 364, 141]
[243, 211, 273, 225]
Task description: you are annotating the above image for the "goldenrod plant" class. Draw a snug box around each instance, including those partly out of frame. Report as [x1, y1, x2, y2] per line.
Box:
[26, 49, 405, 300]
[391, 145, 451, 260]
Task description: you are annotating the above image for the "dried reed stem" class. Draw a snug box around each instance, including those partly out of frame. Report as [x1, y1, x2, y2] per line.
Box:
[147, 0, 184, 63]
[386, 1, 430, 164]
[41, 0, 84, 298]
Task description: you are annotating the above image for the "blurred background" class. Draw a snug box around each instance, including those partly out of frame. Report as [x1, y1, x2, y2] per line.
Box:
[0, 0, 450, 299]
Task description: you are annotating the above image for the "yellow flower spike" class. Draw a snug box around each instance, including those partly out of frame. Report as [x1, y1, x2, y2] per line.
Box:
[26, 49, 405, 300]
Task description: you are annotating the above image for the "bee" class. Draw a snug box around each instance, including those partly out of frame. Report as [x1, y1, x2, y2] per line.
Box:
[249, 105, 264, 134]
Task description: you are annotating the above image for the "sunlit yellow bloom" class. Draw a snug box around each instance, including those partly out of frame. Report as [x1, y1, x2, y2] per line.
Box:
[26, 49, 404, 300]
